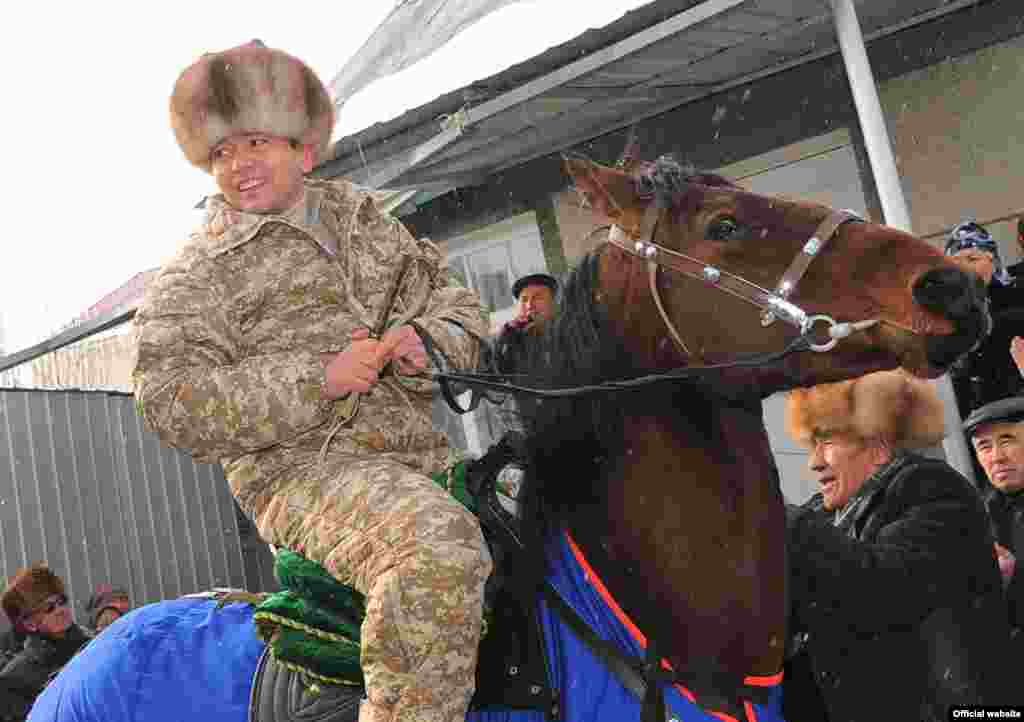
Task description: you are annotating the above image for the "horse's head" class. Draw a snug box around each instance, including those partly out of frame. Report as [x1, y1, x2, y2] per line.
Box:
[565, 154, 988, 390]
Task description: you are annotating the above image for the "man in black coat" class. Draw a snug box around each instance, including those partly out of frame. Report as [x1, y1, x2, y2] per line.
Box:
[782, 370, 1011, 722]
[0, 565, 91, 721]
[493, 273, 558, 376]
[964, 396, 1024, 648]
[487, 272, 559, 476]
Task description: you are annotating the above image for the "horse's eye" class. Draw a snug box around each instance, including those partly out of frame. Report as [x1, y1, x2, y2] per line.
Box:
[706, 217, 741, 241]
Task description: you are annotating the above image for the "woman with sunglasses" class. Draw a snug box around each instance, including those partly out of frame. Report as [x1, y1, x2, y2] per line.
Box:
[0, 565, 91, 722]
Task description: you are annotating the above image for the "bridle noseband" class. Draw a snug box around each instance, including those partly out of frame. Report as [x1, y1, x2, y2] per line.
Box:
[607, 205, 872, 358]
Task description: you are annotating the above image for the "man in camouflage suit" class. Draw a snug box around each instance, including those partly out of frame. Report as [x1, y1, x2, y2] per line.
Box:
[133, 40, 492, 722]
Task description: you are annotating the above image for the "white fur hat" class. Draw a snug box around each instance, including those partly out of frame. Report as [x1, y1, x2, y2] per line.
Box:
[170, 40, 334, 172]
[785, 370, 946, 449]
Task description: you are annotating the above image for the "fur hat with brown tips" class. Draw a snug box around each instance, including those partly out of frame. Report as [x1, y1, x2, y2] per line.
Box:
[785, 369, 946, 449]
[170, 39, 335, 172]
[2, 564, 65, 628]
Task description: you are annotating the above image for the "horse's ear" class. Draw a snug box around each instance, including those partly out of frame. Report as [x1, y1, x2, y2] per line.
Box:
[616, 126, 642, 175]
[563, 155, 636, 223]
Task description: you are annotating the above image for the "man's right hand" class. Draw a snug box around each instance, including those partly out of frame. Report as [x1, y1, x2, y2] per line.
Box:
[321, 329, 404, 398]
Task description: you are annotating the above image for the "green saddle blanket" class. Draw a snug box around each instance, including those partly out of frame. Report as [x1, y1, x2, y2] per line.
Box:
[251, 461, 478, 687]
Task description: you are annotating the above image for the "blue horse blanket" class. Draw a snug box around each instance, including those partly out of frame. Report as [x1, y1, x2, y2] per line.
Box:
[29, 596, 264, 721]
[29, 533, 783, 722]
[469, 533, 784, 722]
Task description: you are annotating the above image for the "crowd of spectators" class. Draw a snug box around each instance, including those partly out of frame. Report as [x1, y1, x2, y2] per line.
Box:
[780, 218, 1024, 718]
[0, 568, 129, 722]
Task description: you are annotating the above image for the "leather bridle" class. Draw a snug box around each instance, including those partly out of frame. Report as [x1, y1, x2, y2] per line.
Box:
[428, 204, 881, 411]
[607, 204, 872, 360]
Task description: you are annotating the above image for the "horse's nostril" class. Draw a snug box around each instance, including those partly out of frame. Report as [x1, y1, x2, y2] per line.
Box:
[912, 267, 981, 321]
[915, 266, 991, 370]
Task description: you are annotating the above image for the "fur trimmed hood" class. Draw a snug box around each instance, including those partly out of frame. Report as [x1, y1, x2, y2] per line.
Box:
[170, 40, 334, 172]
[785, 370, 946, 449]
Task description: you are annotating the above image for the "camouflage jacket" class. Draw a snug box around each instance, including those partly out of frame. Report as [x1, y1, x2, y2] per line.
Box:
[133, 178, 487, 516]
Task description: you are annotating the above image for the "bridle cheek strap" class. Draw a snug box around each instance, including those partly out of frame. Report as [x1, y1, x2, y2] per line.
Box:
[647, 260, 696, 361]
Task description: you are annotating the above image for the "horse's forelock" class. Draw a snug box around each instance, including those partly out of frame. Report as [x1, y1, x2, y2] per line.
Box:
[633, 157, 737, 210]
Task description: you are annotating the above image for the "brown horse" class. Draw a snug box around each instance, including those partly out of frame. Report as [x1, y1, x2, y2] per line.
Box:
[28, 156, 987, 722]
[510, 154, 988, 720]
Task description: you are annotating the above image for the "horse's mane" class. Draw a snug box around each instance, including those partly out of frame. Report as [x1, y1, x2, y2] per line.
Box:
[493, 155, 741, 570]
[513, 248, 723, 553]
[514, 252, 628, 525]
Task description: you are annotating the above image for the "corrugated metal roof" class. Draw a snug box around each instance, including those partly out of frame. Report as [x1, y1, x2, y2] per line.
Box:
[319, 0, 985, 190]
[0, 389, 275, 627]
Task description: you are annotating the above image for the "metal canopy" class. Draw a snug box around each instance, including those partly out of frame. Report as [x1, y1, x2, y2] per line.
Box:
[318, 0, 982, 191]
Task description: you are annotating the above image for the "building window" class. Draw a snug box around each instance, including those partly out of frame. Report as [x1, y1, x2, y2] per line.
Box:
[448, 242, 516, 313]
[445, 212, 549, 327]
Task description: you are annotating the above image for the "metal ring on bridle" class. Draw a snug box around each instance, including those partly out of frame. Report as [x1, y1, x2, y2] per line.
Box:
[802, 314, 840, 353]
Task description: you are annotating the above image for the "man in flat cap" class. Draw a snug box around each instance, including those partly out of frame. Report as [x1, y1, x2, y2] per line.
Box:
[133, 41, 491, 722]
[470, 273, 559, 519]
[782, 370, 1010, 721]
[511, 273, 557, 327]
[964, 396, 1024, 644]
[493, 273, 557, 375]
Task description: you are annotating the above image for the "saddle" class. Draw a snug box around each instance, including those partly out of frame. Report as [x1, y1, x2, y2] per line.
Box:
[250, 648, 361, 722]
[249, 432, 554, 722]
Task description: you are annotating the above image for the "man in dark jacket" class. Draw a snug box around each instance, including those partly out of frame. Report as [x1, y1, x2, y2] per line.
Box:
[964, 396, 1024, 647]
[493, 273, 558, 376]
[945, 221, 1024, 417]
[782, 370, 1010, 722]
[0, 565, 91, 721]
[486, 272, 560, 496]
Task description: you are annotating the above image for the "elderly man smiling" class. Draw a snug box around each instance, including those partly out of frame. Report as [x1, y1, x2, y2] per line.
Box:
[781, 370, 1010, 722]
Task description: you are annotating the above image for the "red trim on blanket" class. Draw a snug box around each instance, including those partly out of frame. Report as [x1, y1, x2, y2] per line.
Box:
[744, 671, 784, 686]
[564, 531, 778, 722]
[745, 700, 758, 722]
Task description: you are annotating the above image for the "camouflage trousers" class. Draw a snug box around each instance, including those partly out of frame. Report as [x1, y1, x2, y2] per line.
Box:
[253, 456, 492, 722]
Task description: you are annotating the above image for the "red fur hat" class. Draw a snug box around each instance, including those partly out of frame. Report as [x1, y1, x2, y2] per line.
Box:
[785, 369, 946, 449]
[2, 564, 65, 629]
[170, 39, 335, 172]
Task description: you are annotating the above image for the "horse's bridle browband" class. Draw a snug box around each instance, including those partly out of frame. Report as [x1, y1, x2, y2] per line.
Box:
[607, 205, 868, 356]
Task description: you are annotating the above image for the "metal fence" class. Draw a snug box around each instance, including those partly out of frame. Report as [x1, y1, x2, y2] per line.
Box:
[0, 388, 276, 627]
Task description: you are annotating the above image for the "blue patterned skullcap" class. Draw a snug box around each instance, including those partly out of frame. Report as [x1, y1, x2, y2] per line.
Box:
[945, 221, 1009, 284]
